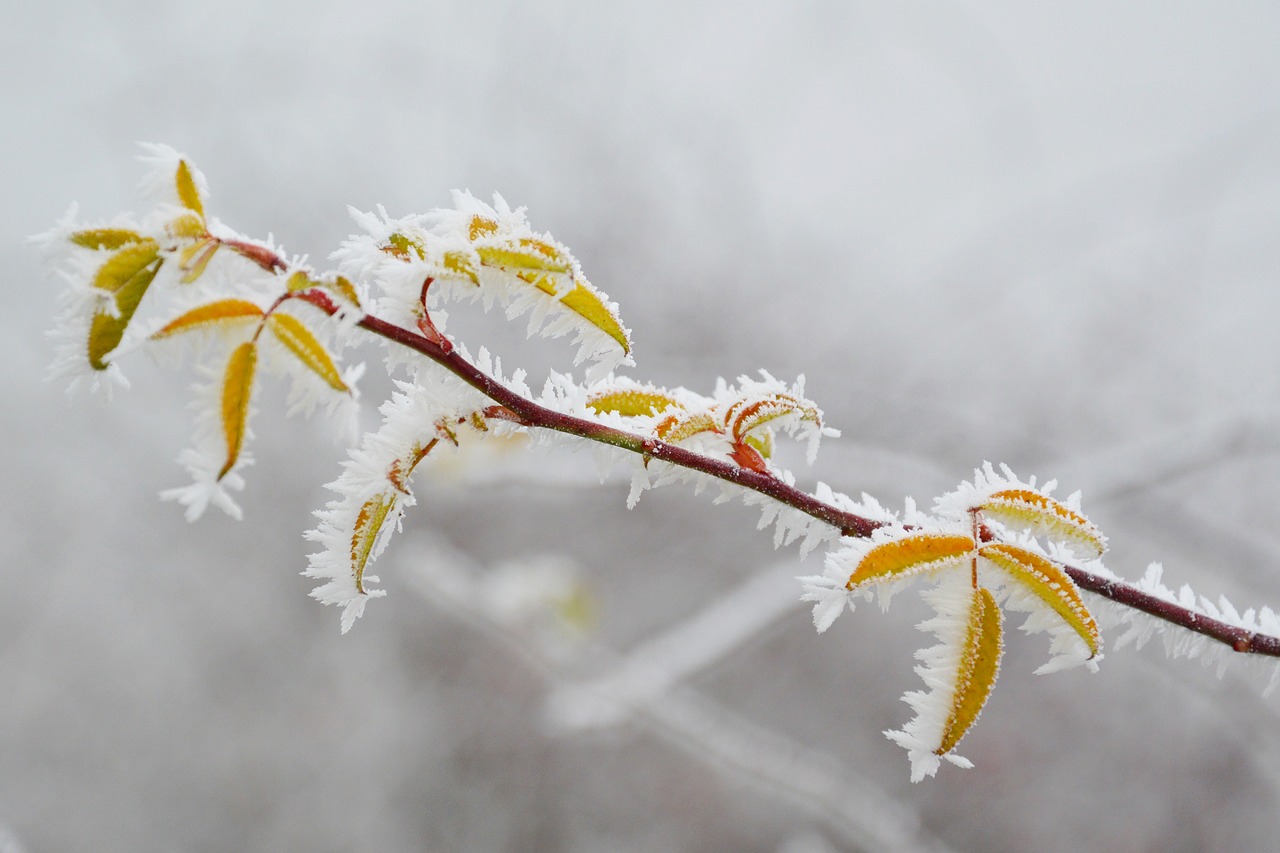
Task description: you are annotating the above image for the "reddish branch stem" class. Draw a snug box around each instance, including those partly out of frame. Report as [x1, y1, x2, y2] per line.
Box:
[287, 260, 1280, 659]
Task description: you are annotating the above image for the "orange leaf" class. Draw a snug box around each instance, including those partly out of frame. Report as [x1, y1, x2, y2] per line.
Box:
[218, 342, 257, 480]
[845, 533, 974, 590]
[152, 299, 264, 339]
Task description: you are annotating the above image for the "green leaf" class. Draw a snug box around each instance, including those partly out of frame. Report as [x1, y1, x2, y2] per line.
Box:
[151, 299, 265, 339]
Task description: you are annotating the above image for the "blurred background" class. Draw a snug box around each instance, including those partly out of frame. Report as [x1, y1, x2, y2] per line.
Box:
[6, 1, 1280, 850]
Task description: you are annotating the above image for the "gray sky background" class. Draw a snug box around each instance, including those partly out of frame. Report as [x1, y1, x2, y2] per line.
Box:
[6, 2, 1280, 850]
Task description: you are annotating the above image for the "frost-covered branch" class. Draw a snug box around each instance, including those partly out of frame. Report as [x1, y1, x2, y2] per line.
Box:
[40, 147, 1280, 782]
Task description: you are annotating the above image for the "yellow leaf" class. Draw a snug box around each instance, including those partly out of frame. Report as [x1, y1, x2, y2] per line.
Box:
[979, 488, 1106, 558]
[587, 388, 680, 417]
[979, 543, 1100, 657]
[441, 251, 480, 285]
[845, 533, 974, 590]
[87, 252, 162, 370]
[937, 587, 1003, 756]
[468, 215, 498, 241]
[327, 275, 362, 308]
[350, 493, 398, 595]
[286, 271, 313, 292]
[152, 299, 265, 339]
[175, 159, 205, 219]
[477, 240, 572, 275]
[69, 228, 145, 251]
[218, 341, 257, 480]
[166, 212, 206, 239]
[522, 273, 631, 355]
[179, 239, 219, 284]
[267, 313, 348, 392]
[92, 241, 160, 293]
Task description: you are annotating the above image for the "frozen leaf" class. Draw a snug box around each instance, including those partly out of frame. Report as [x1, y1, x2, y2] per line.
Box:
[218, 341, 257, 479]
[980, 543, 1100, 658]
[175, 159, 205, 219]
[87, 248, 162, 369]
[152, 299, 264, 338]
[477, 238, 573, 275]
[938, 586, 1003, 756]
[654, 410, 720, 444]
[521, 273, 632, 355]
[267, 313, 349, 392]
[327, 274, 362, 308]
[178, 238, 219, 284]
[350, 493, 398, 595]
[92, 241, 160, 293]
[979, 488, 1106, 558]
[845, 533, 974, 589]
[587, 387, 681, 417]
[69, 228, 145, 251]
[166, 211, 207, 239]
[385, 232, 425, 260]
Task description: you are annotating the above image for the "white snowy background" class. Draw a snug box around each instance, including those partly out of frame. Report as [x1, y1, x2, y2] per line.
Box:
[6, 2, 1280, 850]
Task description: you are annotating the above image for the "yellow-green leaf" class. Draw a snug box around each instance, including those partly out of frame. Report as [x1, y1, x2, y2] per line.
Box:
[845, 533, 974, 590]
[587, 388, 680, 417]
[286, 270, 314, 292]
[87, 253, 162, 369]
[937, 587, 1003, 756]
[744, 430, 774, 459]
[267, 313, 348, 392]
[151, 299, 265, 339]
[351, 493, 398, 594]
[979, 543, 1100, 657]
[92, 241, 160, 293]
[179, 240, 219, 284]
[978, 488, 1106, 558]
[218, 341, 257, 480]
[69, 228, 145, 251]
[175, 160, 205, 219]
[385, 232, 425, 260]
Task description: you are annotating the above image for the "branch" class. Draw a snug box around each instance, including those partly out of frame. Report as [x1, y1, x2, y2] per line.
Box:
[285, 279, 1280, 661]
